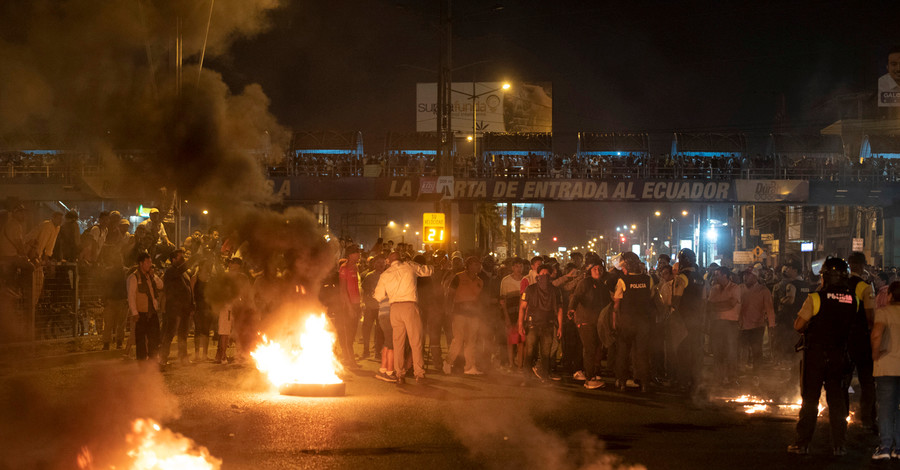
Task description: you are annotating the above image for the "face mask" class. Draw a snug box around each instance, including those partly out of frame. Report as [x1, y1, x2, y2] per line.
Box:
[537, 274, 550, 287]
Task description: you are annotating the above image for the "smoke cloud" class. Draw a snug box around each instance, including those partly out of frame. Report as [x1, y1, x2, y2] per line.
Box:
[0, 0, 289, 205]
[447, 401, 646, 470]
[0, 364, 179, 469]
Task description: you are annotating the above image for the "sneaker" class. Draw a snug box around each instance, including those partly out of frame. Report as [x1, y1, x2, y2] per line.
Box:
[573, 370, 586, 381]
[833, 446, 846, 456]
[873, 447, 892, 460]
[625, 379, 640, 388]
[550, 373, 562, 381]
[464, 368, 485, 376]
[584, 379, 604, 389]
[375, 371, 397, 383]
[532, 365, 544, 380]
[786, 444, 808, 455]
[442, 361, 452, 375]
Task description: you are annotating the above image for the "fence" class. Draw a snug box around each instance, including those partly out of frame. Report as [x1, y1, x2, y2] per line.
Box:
[0, 262, 107, 344]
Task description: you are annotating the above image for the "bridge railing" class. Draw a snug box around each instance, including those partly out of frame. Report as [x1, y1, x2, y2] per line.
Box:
[4, 157, 900, 183]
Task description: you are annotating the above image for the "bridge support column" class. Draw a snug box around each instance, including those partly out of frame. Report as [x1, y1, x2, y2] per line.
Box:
[457, 200, 476, 254]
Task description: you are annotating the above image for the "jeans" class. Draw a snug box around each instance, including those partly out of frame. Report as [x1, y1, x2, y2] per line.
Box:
[524, 324, 555, 380]
[577, 322, 602, 379]
[135, 312, 160, 361]
[447, 314, 480, 371]
[159, 304, 191, 362]
[711, 319, 739, 382]
[740, 327, 765, 372]
[848, 333, 876, 427]
[876, 376, 900, 449]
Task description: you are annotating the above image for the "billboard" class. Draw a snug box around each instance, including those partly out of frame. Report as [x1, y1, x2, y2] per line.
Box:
[416, 81, 552, 133]
[878, 48, 900, 107]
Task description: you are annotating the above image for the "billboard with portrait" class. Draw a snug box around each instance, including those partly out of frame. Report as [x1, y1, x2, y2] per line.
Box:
[878, 47, 900, 107]
[416, 81, 552, 133]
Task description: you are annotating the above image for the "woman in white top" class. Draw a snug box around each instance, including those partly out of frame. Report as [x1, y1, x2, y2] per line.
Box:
[871, 281, 900, 459]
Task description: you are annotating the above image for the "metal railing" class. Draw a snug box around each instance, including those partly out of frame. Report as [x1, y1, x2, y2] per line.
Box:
[3, 156, 898, 183]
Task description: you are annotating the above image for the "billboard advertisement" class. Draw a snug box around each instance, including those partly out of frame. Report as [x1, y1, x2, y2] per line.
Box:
[416, 81, 552, 133]
[878, 48, 900, 107]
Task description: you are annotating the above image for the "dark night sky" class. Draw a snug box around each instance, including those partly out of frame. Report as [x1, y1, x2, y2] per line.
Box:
[211, 0, 897, 149]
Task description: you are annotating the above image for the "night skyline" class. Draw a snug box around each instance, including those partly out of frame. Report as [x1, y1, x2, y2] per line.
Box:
[213, 0, 898, 144]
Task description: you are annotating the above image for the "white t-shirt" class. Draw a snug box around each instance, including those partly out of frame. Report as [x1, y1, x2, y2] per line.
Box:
[874, 304, 900, 377]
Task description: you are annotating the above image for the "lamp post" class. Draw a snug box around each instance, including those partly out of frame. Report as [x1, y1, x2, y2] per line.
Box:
[456, 82, 510, 160]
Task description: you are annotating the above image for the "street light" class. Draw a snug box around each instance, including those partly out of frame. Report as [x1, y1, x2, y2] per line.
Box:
[453, 82, 511, 160]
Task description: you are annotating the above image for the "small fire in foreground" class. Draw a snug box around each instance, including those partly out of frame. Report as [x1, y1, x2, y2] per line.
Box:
[78, 419, 221, 469]
[252, 313, 344, 388]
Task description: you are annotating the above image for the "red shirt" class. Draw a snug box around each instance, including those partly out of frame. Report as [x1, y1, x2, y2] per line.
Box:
[340, 263, 360, 304]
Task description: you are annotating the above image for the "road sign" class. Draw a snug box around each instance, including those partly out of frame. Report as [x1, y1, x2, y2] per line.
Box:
[752, 246, 765, 259]
[423, 213, 446, 244]
[733, 251, 754, 264]
[749, 229, 760, 236]
[852, 238, 864, 251]
[761, 233, 773, 241]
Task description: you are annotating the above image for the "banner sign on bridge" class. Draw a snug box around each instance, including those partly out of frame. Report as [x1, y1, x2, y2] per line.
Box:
[268, 177, 811, 203]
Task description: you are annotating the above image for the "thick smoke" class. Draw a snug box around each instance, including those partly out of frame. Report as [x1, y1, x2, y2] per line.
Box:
[206, 206, 339, 333]
[0, 365, 179, 469]
[0, 0, 288, 205]
[447, 401, 645, 470]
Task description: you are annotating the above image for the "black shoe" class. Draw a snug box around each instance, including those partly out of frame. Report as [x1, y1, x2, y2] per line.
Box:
[116, 341, 123, 349]
[102, 343, 110, 351]
[396, 376, 406, 385]
[787, 444, 808, 455]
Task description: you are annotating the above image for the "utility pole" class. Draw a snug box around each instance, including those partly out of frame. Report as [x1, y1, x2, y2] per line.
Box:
[437, 0, 454, 250]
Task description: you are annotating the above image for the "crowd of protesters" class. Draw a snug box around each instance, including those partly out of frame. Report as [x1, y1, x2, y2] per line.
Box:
[6, 203, 900, 457]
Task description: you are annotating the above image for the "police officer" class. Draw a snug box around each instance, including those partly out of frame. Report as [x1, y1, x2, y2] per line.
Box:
[612, 252, 652, 392]
[847, 251, 877, 432]
[788, 257, 857, 456]
[671, 248, 704, 392]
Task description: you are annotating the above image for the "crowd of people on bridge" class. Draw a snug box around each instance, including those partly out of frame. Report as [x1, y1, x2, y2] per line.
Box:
[5, 150, 900, 183]
[274, 151, 900, 182]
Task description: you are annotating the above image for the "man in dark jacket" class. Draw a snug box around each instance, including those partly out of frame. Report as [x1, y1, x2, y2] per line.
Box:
[160, 249, 194, 366]
[568, 261, 611, 389]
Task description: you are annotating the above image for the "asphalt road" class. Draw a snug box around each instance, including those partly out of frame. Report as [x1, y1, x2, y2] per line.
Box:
[0, 349, 889, 470]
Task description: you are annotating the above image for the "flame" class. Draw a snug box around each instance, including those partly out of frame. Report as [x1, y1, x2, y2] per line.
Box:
[251, 313, 344, 387]
[743, 404, 769, 414]
[728, 395, 771, 405]
[78, 419, 220, 469]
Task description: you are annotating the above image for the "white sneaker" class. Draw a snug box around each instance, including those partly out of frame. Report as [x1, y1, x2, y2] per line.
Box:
[625, 379, 640, 388]
[442, 361, 452, 375]
[573, 370, 586, 381]
[584, 379, 604, 389]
